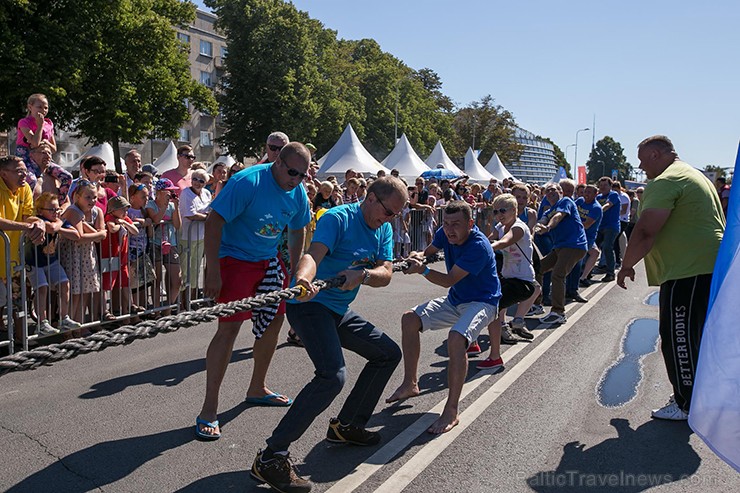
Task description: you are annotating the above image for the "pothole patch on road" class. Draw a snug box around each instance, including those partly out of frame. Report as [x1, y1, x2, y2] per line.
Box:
[596, 318, 660, 407]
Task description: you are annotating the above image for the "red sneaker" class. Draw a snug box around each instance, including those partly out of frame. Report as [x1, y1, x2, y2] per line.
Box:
[476, 357, 504, 372]
[466, 341, 482, 356]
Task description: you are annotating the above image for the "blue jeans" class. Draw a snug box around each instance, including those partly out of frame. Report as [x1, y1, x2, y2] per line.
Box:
[266, 302, 401, 452]
[534, 233, 553, 301]
[597, 227, 619, 273]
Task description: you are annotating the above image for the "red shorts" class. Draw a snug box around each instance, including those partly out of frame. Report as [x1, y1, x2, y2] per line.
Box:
[217, 256, 289, 323]
[102, 265, 130, 290]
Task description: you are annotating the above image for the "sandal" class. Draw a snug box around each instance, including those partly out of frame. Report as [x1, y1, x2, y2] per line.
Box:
[286, 330, 304, 347]
[195, 416, 221, 440]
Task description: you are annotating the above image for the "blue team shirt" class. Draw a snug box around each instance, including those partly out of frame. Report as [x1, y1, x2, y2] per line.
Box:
[575, 198, 603, 248]
[211, 164, 311, 261]
[550, 197, 588, 250]
[537, 197, 555, 239]
[596, 191, 621, 231]
[294, 203, 394, 314]
[432, 225, 501, 307]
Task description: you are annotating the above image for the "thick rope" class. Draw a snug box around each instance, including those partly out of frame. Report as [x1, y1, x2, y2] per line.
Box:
[0, 254, 442, 376]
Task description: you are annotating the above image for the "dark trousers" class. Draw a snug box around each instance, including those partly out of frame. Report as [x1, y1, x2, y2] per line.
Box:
[534, 234, 553, 302]
[266, 302, 401, 452]
[658, 274, 712, 412]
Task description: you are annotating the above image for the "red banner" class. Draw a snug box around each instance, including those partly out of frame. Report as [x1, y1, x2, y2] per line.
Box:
[577, 166, 587, 184]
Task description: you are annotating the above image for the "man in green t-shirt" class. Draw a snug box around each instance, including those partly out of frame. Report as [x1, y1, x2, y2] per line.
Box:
[617, 135, 725, 421]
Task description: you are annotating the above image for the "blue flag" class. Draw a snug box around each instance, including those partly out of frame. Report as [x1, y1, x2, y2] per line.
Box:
[688, 141, 740, 473]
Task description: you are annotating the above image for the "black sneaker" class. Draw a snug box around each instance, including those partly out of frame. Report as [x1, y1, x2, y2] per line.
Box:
[579, 278, 593, 288]
[251, 449, 312, 493]
[602, 273, 616, 282]
[326, 418, 380, 446]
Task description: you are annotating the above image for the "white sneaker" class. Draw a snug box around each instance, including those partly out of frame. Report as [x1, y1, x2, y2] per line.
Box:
[60, 316, 82, 330]
[37, 320, 60, 336]
[527, 305, 545, 316]
[539, 312, 566, 325]
[651, 397, 688, 421]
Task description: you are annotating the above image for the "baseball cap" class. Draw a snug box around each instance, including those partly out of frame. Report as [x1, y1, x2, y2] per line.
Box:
[142, 164, 159, 176]
[154, 178, 179, 192]
[107, 196, 130, 212]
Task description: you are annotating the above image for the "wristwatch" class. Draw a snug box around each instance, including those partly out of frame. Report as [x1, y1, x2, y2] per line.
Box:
[362, 268, 371, 285]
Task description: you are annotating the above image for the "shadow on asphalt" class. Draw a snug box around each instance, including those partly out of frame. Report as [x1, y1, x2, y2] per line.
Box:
[528, 418, 700, 492]
[5, 401, 251, 493]
[78, 347, 255, 399]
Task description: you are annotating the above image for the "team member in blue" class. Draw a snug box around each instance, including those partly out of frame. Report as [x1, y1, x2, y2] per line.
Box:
[196, 143, 312, 440]
[534, 183, 587, 325]
[386, 201, 501, 435]
[566, 183, 603, 301]
[594, 176, 621, 282]
[251, 178, 407, 493]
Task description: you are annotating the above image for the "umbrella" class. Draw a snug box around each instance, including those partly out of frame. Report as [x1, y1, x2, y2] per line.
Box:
[420, 169, 461, 180]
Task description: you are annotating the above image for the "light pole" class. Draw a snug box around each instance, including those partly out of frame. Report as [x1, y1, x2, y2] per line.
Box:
[574, 127, 590, 179]
[566, 143, 576, 169]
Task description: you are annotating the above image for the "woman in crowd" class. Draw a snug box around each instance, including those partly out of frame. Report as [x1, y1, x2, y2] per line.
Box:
[179, 169, 212, 303]
[206, 162, 227, 199]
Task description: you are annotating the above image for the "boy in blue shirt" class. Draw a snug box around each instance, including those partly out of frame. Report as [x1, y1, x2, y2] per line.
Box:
[386, 201, 501, 435]
[251, 178, 407, 493]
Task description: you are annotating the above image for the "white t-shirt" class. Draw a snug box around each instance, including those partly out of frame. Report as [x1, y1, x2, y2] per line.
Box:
[179, 187, 212, 241]
[619, 191, 631, 222]
[495, 218, 535, 282]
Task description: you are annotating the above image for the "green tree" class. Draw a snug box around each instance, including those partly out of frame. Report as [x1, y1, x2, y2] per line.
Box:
[585, 136, 632, 183]
[452, 95, 522, 165]
[704, 165, 726, 180]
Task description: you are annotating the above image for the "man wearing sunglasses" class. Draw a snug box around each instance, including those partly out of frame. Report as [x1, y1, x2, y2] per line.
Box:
[251, 177, 407, 493]
[257, 131, 289, 164]
[161, 145, 195, 198]
[387, 200, 501, 435]
[196, 143, 312, 441]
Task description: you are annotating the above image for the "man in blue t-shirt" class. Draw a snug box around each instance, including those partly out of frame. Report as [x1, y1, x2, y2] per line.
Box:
[251, 178, 408, 493]
[533, 183, 587, 325]
[196, 143, 311, 441]
[386, 201, 501, 435]
[594, 176, 621, 281]
[567, 184, 603, 299]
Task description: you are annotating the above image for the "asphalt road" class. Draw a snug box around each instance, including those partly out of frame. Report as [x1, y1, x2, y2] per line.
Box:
[1, 264, 738, 492]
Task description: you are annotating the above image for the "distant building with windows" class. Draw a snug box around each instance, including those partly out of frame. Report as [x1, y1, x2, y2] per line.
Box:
[18, 9, 228, 169]
[507, 128, 558, 184]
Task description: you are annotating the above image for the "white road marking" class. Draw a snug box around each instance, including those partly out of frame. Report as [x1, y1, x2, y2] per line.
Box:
[324, 281, 618, 493]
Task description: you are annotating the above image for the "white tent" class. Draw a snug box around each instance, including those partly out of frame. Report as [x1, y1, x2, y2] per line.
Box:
[317, 124, 389, 177]
[425, 140, 462, 176]
[208, 154, 236, 173]
[484, 152, 514, 181]
[380, 134, 431, 181]
[463, 147, 495, 183]
[66, 143, 119, 171]
[154, 141, 178, 173]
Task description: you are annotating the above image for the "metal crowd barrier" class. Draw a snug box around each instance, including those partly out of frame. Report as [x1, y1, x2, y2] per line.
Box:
[1, 219, 210, 355]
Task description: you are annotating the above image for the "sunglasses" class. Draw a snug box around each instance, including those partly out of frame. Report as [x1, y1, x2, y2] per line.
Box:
[268, 144, 284, 152]
[281, 161, 308, 180]
[192, 177, 206, 184]
[376, 195, 400, 217]
[492, 207, 511, 215]
[179, 153, 196, 159]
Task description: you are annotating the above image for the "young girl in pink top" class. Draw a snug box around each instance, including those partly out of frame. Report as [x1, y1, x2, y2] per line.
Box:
[16, 94, 57, 169]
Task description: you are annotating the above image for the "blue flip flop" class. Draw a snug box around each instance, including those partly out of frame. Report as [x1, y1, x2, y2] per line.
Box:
[245, 393, 293, 407]
[195, 416, 221, 440]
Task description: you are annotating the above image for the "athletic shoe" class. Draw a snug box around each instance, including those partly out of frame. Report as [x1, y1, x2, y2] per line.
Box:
[501, 327, 518, 345]
[37, 320, 60, 336]
[251, 449, 312, 493]
[509, 317, 525, 330]
[592, 265, 607, 275]
[651, 397, 688, 421]
[510, 318, 534, 340]
[566, 292, 588, 303]
[539, 312, 567, 325]
[601, 273, 616, 282]
[476, 356, 504, 372]
[466, 341, 482, 356]
[59, 316, 82, 330]
[579, 278, 594, 288]
[526, 305, 545, 317]
[326, 418, 381, 446]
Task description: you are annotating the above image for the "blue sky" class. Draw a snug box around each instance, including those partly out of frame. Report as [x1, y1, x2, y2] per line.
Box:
[197, 0, 740, 176]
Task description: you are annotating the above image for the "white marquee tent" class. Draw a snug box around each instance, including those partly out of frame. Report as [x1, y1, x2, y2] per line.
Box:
[463, 147, 495, 183]
[425, 140, 462, 176]
[154, 142, 178, 174]
[380, 134, 431, 181]
[484, 152, 515, 181]
[66, 143, 119, 171]
[317, 124, 389, 177]
[208, 154, 236, 173]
